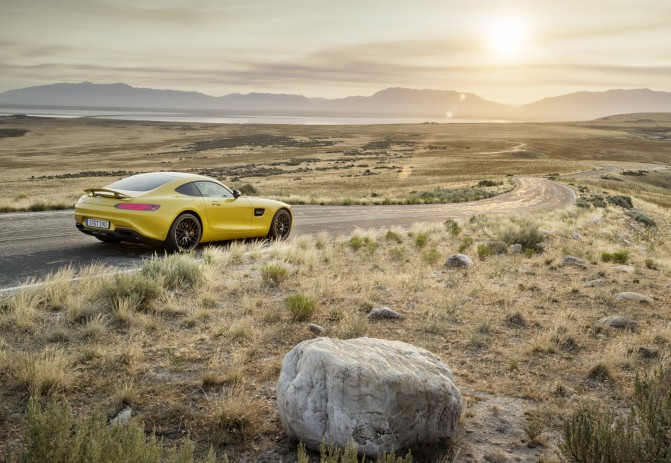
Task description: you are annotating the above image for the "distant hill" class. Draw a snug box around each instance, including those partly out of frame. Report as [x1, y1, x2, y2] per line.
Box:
[0, 82, 509, 118]
[1, 82, 670, 121]
[516, 89, 671, 121]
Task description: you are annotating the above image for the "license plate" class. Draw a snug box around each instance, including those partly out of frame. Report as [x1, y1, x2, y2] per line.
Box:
[86, 218, 110, 229]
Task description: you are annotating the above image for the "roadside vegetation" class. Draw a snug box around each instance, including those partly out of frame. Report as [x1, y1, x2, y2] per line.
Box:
[0, 192, 669, 461]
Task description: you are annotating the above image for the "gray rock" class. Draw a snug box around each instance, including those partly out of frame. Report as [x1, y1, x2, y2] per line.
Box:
[572, 232, 582, 240]
[599, 316, 638, 329]
[368, 307, 402, 320]
[636, 346, 659, 359]
[614, 292, 652, 303]
[444, 253, 473, 268]
[110, 407, 132, 426]
[560, 256, 587, 268]
[307, 323, 326, 335]
[584, 278, 607, 287]
[509, 244, 523, 253]
[277, 337, 463, 456]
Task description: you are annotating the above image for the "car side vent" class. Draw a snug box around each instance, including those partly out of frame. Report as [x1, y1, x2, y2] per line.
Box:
[254, 208, 265, 217]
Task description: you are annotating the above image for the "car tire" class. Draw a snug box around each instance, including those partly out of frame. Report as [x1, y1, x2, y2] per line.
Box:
[165, 213, 202, 252]
[95, 235, 122, 244]
[267, 209, 292, 240]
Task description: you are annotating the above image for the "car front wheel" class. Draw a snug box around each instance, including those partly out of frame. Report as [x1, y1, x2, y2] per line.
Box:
[268, 209, 292, 240]
[165, 213, 202, 252]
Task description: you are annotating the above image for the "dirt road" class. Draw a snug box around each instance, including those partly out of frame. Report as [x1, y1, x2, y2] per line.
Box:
[0, 177, 574, 289]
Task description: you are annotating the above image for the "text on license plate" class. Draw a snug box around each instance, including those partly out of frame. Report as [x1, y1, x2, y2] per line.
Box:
[86, 218, 110, 229]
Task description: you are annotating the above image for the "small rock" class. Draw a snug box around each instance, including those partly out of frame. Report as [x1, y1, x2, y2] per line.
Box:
[614, 292, 652, 303]
[599, 316, 638, 329]
[444, 253, 473, 268]
[572, 232, 582, 240]
[509, 244, 522, 253]
[307, 323, 326, 335]
[613, 265, 635, 273]
[8, 413, 22, 422]
[373, 284, 389, 292]
[368, 307, 402, 320]
[560, 256, 587, 268]
[584, 278, 606, 287]
[111, 407, 133, 426]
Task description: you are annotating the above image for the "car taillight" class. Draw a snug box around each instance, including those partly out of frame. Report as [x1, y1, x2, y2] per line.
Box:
[114, 203, 161, 211]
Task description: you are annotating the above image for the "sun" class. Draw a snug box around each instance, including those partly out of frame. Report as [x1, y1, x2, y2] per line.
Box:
[486, 18, 527, 58]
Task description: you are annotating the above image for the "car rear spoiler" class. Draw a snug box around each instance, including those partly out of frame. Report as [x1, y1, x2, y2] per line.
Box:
[84, 188, 132, 199]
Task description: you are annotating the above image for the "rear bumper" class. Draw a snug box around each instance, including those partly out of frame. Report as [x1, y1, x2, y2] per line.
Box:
[75, 221, 163, 246]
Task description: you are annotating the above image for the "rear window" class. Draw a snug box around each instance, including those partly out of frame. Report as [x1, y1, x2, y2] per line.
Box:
[107, 174, 178, 192]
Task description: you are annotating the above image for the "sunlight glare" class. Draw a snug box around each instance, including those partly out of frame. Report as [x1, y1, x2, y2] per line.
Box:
[487, 18, 527, 58]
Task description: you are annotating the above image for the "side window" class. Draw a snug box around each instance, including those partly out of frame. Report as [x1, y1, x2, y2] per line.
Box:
[175, 182, 202, 197]
[194, 181, 233, 198]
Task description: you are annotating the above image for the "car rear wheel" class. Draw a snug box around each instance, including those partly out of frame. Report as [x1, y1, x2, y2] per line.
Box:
[165, 213, 202, 252]
[268, 209, 292, 240]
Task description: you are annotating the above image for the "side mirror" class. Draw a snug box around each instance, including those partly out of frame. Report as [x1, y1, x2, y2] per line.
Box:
[233, 189, 241, 198]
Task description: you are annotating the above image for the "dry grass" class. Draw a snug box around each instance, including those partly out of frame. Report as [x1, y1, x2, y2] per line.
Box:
[1, 115, 671, 460]
[1, 116, 670, 211]
[0, 200, 669, 460]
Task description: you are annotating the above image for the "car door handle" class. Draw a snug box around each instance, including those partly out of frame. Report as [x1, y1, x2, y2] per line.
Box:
[211, 202, 221, 206]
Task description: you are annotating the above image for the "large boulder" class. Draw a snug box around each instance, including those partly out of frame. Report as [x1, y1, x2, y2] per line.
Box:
[444, 253, 473, 268]
[277, 337, 463, 456]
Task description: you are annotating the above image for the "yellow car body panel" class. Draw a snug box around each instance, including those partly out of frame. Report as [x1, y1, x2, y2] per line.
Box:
[74, 172, 291, 248]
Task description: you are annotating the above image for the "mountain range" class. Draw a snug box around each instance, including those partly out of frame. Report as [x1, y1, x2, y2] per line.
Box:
[1, 82, 670, 121]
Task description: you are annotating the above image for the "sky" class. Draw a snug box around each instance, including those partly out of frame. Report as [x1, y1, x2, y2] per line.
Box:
[1, 0, 670, 105]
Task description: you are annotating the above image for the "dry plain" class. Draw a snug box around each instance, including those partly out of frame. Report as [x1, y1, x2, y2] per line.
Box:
[0, 114, 670, 462]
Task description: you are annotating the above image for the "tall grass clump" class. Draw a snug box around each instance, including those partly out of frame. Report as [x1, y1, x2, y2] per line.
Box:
[286, 294, 317, 321]
[297, 440, 412, 463]
[260, 264, 289, 286]
[13, 349, 69, 396]
[11, 396, 222, 463]
[1, 287, 43, 331]
[142, 253, 202, 291]
[560, 367, 671, 463]
[499, 222, 544, 253]
[102, 272, 163, 311]
[601, 250, 630, 264]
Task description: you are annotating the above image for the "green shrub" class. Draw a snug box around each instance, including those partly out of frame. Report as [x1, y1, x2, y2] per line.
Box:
[458, 236, 474, 252]
[560, 367, 671, 463]
[607, 195, 634, 209]
[414, 233, 428, 248]
[477, 179, 502, 187]
[286, 294, 317, 321]
[601, 250, 629, 264]
[645, 259, 658, 270]
[477, 244, 491, 260]
[444, 219, 461, 236]
[102, 273, 163, 311]
[12, 396, 222, 463]
[142, 253, 202, 291]
[421, 248, 441, 265]
[260, 264, 289, 286]
[384, 230, 403, 243]
[499, 223, 544, 253]
[626, 210, 657, 227]
[349, 235, 378, 252]
[235, 183, 258, 196]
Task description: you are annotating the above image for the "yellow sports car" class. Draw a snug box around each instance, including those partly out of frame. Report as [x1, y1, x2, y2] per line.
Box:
[75, 172, 292, 251]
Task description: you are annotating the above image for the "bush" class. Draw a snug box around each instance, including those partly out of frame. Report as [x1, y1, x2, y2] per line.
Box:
[626, 210, 657, 227]
[499, 223, 544, 253]
[458, 236, 473, 253]
[601, 250, 629, 264]
[102, 273, 163, 311]
[444, 219, 461, 236]
[12, 396, 222, 463]
[349, 235, 378, 252]
[607, 195, 634, 209]
[142, 253, 202, 291]
[477, 244, 491, 260]
[260, 264, 289, 286]
[560, 367, 671, 463]
[286, 294, 317, 321]
[235, 183, 258, 196]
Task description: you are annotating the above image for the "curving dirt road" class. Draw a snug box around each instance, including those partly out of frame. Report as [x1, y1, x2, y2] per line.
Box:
[0, 177, 574, 289]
